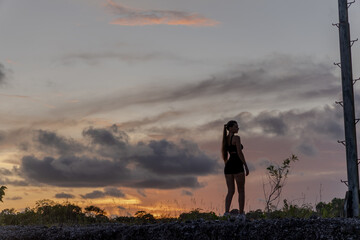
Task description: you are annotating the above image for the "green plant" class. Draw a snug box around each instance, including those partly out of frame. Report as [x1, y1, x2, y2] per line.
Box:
[281, 199, 314, 218]
[316, 198, 345, 218]
[263, 154, 298, 212]
[178, 208, 218, 221]
[134, 210, 156, 223]
[246, 209, 265, 220]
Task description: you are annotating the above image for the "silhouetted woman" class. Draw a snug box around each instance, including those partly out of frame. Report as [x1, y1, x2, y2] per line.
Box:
[221, 120, 249, 218]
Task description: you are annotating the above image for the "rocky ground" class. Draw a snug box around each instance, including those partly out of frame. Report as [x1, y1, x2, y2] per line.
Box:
[0, 217, 359, 240]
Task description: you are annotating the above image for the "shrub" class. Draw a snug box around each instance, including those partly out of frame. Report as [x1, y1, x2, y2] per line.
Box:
[316, 198, 344, 218]
[281, 199, 314, 218]
[246, 209, 265, 220]
[178, 208, 218, 221]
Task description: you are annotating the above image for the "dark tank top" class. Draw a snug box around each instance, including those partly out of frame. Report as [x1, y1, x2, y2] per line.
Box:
[224, 135, 244, 174]
[227, 135, 243, 153]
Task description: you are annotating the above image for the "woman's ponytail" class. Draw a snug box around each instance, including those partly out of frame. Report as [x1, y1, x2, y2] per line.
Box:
[221, 124, 228, 162]
[221, 120, 237, 162]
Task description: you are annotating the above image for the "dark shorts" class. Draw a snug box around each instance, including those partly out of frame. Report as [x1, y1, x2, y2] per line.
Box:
[224, 154, 244, 174]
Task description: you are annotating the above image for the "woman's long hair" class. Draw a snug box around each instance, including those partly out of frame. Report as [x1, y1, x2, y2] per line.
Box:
[221, 120, 237, 162]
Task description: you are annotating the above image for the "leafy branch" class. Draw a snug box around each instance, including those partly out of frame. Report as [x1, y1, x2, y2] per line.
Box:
[263, 154, 298, 212]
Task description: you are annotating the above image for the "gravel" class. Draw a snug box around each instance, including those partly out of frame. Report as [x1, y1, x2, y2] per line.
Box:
[0, 217, 359, 240]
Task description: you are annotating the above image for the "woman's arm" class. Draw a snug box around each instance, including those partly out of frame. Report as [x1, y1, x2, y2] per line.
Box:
[235, 136, 249, 176]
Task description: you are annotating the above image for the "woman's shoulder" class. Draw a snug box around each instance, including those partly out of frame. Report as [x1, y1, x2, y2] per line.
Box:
[233, 135, 241, 140]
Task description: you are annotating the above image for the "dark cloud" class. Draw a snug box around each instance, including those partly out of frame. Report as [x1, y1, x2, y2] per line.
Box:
[136, 189, 147, 197]
[35, 130, 84, 156]
[0, 168, 12, 176]
[54, 192, 75, 199]
[117, 206, 126, 210]
[255, 112, 288, 136]
[20, 155, 130, 187]
[0, 178, 29, 186]
[0, 131, 5, 143]
[296, 141, 318, 156]
[7, 196, 22, 201]
[134, 139, 218, 176]
[0, 63, 6, 85]
[107, 0, 219, 26]
[104, 187, 125, 198]
[18, 126, 217, 189]
[201, 105, 343, 140]
[82, 125, 128, 147]
[81, 188, 125, 199]
[81, 190, 105, 199]
[181, 190, 193, 196]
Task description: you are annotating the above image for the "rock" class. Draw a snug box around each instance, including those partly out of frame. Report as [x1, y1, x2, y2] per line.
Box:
[0, 218, 360, 239]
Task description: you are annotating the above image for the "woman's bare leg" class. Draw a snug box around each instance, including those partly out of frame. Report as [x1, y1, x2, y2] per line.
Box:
[234, 172, 245, 214]
[225, 174, 235, 212]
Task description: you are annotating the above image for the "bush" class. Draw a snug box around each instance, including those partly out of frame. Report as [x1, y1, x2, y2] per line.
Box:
[178, 208, 218, 221]
[316, 198, 344, 218]
[281, 199, 314, 218]
[246, 209, 265, 220]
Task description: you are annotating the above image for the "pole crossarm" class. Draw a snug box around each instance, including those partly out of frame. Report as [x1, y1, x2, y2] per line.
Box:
[350, 38, 358, 47]
[338, 140, 347, 146]
[341, 179, 349, 186]
[336, 101, 344, 107]
[354, 77, 360, 85]
[334, 62, 342, 68]
[348, 0, 356, 8]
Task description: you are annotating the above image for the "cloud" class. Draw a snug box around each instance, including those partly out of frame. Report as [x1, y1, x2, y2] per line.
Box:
[0, 168, 12, 176]
[134, 139, 218, 176]
[20, 155, 130, 187]
[34, 130, 85, 156]
[53, 55, 340, 118]
[0, 63, 6, 85]
[254, 112, 288, 136]
[55, 192, 75, 199]
[106, 0, 219, 26]
[7, 196, 22, 201]
[116, 111, 185, 129]
[136, 189, 147, 197]
[81, 187, 125, 199]
[103, 187, 125, 198]
[200, 105, 343, 140]
[81, 190, 105, 199]
[18, 126, 218, 189]
[181, 190, 193, 196]
[0, 177, 29, 186]
[82, 125, 128, 147]
[296, 140, 318, 156]
[61, 51, 192, 65]
[0, 93, 55, 109]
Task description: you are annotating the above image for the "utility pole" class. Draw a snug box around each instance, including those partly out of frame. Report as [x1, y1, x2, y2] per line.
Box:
[336, 0, 359, 217]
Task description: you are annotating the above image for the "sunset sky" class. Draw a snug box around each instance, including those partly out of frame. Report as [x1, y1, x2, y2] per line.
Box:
[1, 0, 360, 217]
